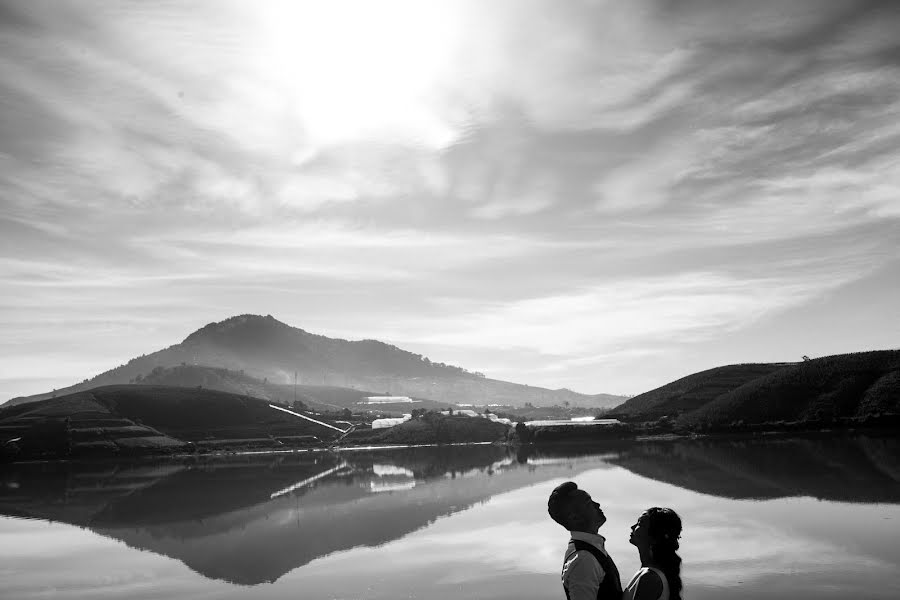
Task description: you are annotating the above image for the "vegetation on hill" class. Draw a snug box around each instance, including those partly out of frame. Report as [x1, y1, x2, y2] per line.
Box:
[594, 350, 900, 436]
[610, 363, 790, 420]
[680, 350, 900, 430]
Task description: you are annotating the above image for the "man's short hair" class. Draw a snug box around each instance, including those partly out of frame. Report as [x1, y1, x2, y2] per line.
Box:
[548, 481, 580, 528]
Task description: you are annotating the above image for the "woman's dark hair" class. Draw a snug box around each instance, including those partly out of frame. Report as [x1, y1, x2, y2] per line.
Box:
[643, 507, 683, 599]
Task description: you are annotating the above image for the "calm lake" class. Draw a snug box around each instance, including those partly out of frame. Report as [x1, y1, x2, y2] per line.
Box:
[2, 434, 899, 600]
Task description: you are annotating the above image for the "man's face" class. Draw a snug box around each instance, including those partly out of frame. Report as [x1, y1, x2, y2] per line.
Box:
[571, 490, 607, 532]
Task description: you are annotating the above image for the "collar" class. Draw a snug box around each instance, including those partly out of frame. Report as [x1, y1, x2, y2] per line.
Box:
[570, 530, 607, 552]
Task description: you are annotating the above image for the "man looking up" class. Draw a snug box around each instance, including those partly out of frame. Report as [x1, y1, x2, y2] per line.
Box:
[548, 481, 623, 600]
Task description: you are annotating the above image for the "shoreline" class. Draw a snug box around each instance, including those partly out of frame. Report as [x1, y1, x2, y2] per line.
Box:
[7, 424, 900, 465]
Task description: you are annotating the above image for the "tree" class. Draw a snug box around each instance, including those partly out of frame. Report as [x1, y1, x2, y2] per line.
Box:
[515, 422, 532, 443]
[342, 408, 352, 419]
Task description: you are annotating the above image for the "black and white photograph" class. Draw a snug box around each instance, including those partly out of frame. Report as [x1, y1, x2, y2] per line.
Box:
[1, 1, 899, 599]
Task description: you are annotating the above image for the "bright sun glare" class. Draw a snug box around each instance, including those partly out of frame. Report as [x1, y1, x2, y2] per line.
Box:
[256, 0, 460, 147]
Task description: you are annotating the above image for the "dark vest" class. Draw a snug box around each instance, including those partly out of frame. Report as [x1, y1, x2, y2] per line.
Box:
[563, 539, 623, 600]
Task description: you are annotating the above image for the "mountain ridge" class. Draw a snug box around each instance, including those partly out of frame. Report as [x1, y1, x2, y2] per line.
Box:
[6, 314, 626, 409]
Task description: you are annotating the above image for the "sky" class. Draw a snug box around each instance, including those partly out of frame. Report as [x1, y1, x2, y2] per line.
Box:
[1, 0, 899, 400]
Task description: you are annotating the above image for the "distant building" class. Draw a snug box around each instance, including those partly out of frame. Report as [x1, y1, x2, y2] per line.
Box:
[481, 413, 513, 426]
[455, 409, 479, 418]
[363, 396, 416, 404]
[371, 414, 412, 429]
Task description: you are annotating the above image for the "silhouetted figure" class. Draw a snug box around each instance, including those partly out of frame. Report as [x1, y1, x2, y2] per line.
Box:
[623, 508, 682, 600]
[548, 481, 623, 600]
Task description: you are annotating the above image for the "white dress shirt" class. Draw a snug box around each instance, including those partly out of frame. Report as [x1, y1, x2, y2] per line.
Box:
[561, 531, 609, 600]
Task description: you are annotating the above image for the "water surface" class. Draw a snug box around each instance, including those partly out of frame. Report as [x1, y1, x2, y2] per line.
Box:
[1, 435, 898, 599]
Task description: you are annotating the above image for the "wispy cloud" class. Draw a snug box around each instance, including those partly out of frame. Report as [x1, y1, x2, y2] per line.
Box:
[410, 269, 869, 355]
[1, 0, 899, 398]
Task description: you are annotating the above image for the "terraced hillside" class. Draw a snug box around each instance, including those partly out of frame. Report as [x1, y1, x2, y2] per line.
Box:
[0, 385, 343, 460]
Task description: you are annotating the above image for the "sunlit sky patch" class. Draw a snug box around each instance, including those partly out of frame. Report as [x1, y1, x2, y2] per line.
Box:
[1, 0, 899, 399]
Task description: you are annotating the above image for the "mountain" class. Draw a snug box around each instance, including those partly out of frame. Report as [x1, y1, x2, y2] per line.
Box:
[610, 350, 900, 428]
[6, 314, 627, 409]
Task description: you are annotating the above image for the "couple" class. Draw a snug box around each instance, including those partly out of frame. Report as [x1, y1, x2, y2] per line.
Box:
[548, 481, 682, 600]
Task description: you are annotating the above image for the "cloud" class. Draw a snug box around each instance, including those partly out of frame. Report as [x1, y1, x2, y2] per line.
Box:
[1, 0, 899, 398]
[409, 268, 872, 357]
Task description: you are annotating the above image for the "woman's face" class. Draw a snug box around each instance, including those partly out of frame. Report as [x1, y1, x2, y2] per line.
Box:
[629, 514, 651, 547]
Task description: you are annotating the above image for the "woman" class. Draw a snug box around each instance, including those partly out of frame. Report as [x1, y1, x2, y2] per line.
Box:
[623, 507, 683, 600]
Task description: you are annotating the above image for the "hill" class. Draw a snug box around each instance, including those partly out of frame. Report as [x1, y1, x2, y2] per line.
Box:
[680, 350, 900, 429]
[130, 364, 452, 415]
[607, 350, 900, 431]
[610, 363, 791, 421]
[6, 314, 626, 409]
[0, 385, 347, 460]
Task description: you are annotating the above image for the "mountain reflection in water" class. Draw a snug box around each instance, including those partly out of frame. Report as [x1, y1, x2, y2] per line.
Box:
[1, 435, 898, 586]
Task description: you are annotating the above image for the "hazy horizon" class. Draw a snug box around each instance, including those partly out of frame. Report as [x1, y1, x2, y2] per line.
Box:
[2, 0, 900, 400]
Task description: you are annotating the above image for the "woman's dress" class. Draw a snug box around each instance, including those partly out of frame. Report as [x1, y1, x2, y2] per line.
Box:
[622, 566, 669, 600]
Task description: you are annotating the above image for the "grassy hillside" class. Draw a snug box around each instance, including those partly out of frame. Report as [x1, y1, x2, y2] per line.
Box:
[610, 363, 790, 420]
[0, 385, 346, 461]
[601, 350, 900, 434]
[681, 350, 900, 429]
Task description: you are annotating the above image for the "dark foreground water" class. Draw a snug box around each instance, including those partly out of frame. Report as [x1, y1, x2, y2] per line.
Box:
[1, 434, 899, 600]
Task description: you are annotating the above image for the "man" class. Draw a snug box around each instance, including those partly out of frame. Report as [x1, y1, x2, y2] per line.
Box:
[548, 481, 623, 600]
